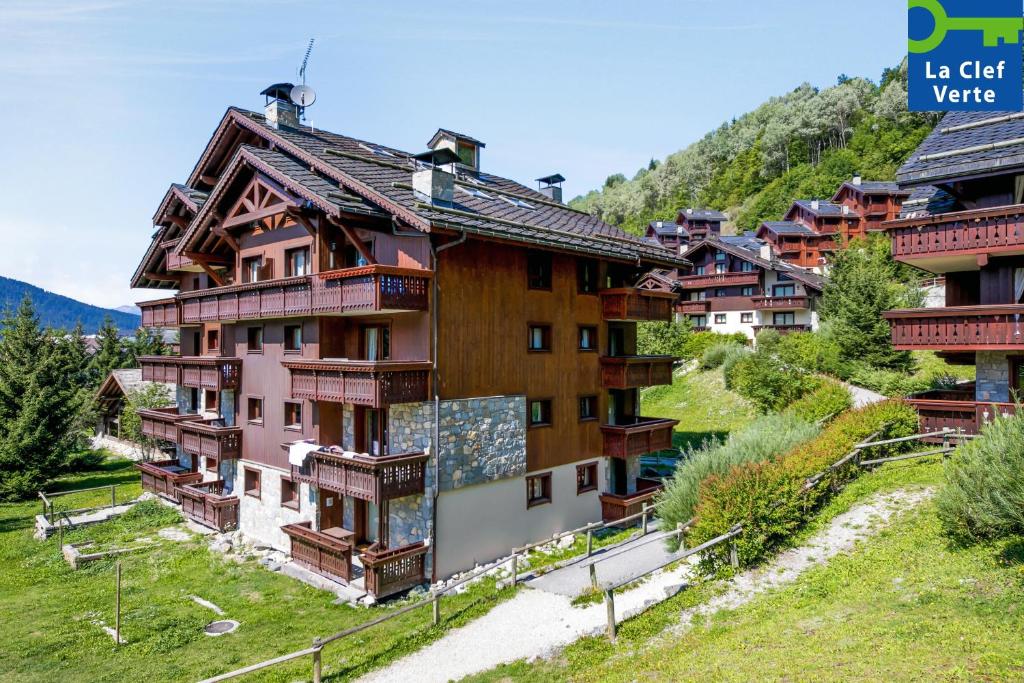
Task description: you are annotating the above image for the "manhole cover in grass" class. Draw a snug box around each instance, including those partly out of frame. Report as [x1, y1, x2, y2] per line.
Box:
[204, 619, 239, 636]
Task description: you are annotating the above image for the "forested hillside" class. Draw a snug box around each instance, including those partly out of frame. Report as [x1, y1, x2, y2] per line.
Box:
[571, 61, 941, 234]
[0, 275, 139, 333]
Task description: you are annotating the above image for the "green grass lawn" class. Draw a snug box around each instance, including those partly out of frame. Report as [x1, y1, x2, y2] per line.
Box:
[0, 456, 513, 682]
[463, 459, 1024, 682]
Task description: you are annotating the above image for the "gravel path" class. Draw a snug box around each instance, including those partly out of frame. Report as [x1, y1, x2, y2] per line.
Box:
[841, 381, 887, 408]
[359, 487, 930, 683]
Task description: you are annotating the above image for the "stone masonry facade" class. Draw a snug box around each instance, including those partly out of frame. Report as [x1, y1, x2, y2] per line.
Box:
[976, 351, 1011, 402]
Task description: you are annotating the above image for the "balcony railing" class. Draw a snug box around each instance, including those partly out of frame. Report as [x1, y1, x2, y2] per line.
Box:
[361, 542, 429, 598]
[290, 448, 428, 504]
[884, 305, 1024, 350]
[601, 417, 679, 459]
[137, 407, 202, 442]
[752, 295, 810, 310]
[138, 298, 181, 328]
[675, 300, 710, 314]
[678, 272, 759, 289]
[599, 484, 663, 527]
[178, 480, 239, 532]
[886, 204, 1024, 260]
[177, 265, 431, 324]
[751, 324, 811, 335]
[178, 420, 241, 463]
[283, 359, 431, 407]
[600, 356, 675, 389]
[905, 392, 1016, 437]
[281, 521, 353, 584]
[135, 459, 202, 503]
[139, 356, 242, 390]
[600, 288, 676, 322]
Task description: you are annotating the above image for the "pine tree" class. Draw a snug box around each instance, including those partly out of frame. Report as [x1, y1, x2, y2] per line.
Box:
[129, 327, 167, 364]
[89, 315, 129, 385]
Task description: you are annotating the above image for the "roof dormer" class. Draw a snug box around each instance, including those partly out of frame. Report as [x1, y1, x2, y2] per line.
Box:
[427, 128, 485, 171]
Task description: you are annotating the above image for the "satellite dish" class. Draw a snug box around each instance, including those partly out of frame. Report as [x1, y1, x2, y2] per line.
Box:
[290, 84, 316, 107]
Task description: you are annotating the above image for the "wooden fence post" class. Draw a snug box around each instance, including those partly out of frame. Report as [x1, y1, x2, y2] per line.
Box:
[115, 561, 122, 646]
[589, 562, 598, 590]
[311, 638, 322, 683]
[57, 519, 64, 555]
[641, 504, 650, 535]
[677, 522, 685, 550]
[111, 485, 117, 510]
[432, 593, 441, 626]
[510, 552, 518, 586]
[586, 528, 593, 557]
[604, 589, 616, 641]
[729, 540, 739, 569]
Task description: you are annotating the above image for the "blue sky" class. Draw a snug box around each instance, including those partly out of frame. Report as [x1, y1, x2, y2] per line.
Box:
[0, 0, 906, 309]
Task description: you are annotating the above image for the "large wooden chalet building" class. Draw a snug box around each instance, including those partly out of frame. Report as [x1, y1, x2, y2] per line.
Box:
[130, 85, 686, 599]
[882, 111, 1024, 436]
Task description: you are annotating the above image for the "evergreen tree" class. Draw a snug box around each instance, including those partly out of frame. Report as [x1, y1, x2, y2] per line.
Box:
[89, 315, 130, 385]
[129, 327, 167, 363]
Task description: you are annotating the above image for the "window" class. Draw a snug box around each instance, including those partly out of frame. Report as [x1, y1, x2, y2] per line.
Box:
[577, 259, 598, 294]
[579, 395, 597, 421]
[526, 473, 552, 508]
[280, 478, 299, 510]
[714, 314, 727, 324]
[714, 263, 726, 274]
[206, 328, 219, 352]
[691, 315, 707, 327]
[715, 288, 727, 297]
[576, 462, 598, 495]
[247, 326, 263, 352]
[578, 326, 597, 351]
[741, 286, 755, 296]
[528, 399, 552, 427]
[740, 261, 754, 273]
[694, 265, 706, 275]
[285, 247, 310, 277]
[188, 387, 199, 412]
[244, 468, 261, 498]
[284, 401, 302, 430]
[741, 312, 753, 324]
[243, 256, 263, 283]
[695, 290, 707, 301]
[247, 397, 264, 424]
[205, 456, 217, 472]
[361, 408, 389, 456]
[361, 324, 390, 361]
[284, 325, 302, 352]
[457, 141, 477, 167]
[715, 251, 726, 262]
[773, 283, 796, 297]
[527, 252, 552, 290]
[774, 312, 796, 326]
[204, 389, 218, 411]
[192, 276, 201, 290]
[528, 324, 552, 352]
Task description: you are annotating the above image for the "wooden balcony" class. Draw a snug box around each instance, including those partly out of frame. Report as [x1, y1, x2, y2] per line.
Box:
[752, 295, 810, 310]
[751, 324, 811, 335]
[599, 484, 663, 528]
[905, 389, 1016, 438]
[675, 300, 710, 314]
[283, 359, 431, 407]
[178, 420, 241, 463]
[178, 265, 431, 324]
[139, 356, 242, 391]
[135, 459, 202, 502]
[161, 238, 197, 271]
[886, 204, 1024, 261]
[600, 288, 676, 322]
[137, 407, 202, 442]
[600, 356, 675, 389]
[361, 542, 429, 598]
[282, 521, 353, 584]
[601, 417, 679, 458]
[884, 305, 1024, 350]
[138, 298, 180, 328]
[290, 449, 428, 504]
[178, 480, 239, 532]
[678, 272, 759, 289]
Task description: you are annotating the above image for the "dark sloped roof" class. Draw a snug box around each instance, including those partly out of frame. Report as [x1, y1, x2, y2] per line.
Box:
[833, 180, 910, 198]
[677, 208, 726, 222]
[897, 111, 1024, 185]
[790, 199, 850, 217]
[648, 220, 688, 237]
[760, 221, 817, 235]
[898, 185, 957, 218]
[682, 236, 825, 291]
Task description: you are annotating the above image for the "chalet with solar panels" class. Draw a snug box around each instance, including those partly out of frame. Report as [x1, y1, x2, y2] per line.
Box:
[882, 111, 1024, 437]
[130, 84, 687, 599]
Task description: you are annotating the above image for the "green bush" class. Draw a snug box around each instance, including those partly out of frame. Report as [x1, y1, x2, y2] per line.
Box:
[636, 320, 692, 358]
[754, 328, 782, 354]
[936, 413, 1024, 544]
[727, 353, 821, 412]
[687, 400, 918, 571]
[784, 380, 852, 423]
[775, 329, 845, 376]
[681, 331, 749, 361]
[700, 342, 747, 370]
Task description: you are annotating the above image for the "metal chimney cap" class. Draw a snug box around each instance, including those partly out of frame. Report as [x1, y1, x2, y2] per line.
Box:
[411, 148, 461, 167]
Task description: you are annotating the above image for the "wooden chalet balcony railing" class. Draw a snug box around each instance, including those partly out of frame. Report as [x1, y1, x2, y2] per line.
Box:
[905, 387, 1016, 437]
[751, 324, 811, 335]
[884, 305, 1024, 350]
[162, 238, 195, 271]
[139, 356, 242, 391]
[601, 417, 679, 459]
[678, 272, 759, 289]
[137, 407, 202, 442]
[177, 265, 431, 324]
[600, 356, 676, 389]
[283, 359, 431, 407]
[135, 459, 202, 503]
[138, 298, 181, 328]
[281, 521, 353, 583]
[599, 483, 663, 527]
[599, 288, 676, 322]
[178, 480, 239, 532]
[290, 448, 428, 504]
[752, 295, 810, 310]
[675, 300, 710, 314]
[361, 541, 429, 598]
[178, 420, 241, 463]
[886, 204, 1024, 260]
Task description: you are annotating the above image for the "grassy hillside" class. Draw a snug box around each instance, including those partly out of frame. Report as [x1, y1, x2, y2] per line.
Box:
[0, 275, 139, 333]
[571, 61, 940, 235]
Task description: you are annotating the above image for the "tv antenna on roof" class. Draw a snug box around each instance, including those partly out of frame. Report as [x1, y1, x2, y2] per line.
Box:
[291, 39, 317, 113]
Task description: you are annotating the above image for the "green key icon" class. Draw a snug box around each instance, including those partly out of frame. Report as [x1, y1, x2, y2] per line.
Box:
[909, 0, 1023, 54]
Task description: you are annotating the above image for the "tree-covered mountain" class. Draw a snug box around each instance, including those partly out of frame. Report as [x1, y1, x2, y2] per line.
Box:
[0, 275, 140, 334]
[571, 61, 941, 234]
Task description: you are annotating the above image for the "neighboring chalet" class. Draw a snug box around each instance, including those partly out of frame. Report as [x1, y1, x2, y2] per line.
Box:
[645, 220, 689, 256]
[831, 176, 911, 229]
[94, 369, 175, 448]
[882, 111, 1024, 436]
[675, 235, 823, 340]
[677, 208, 727, 241]
[129, 85, 687, 599]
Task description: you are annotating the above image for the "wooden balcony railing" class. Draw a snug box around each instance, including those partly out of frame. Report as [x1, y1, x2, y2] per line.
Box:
[177, 265, 431, 323]
[751, 324, 811, 335]
[752, 295, 810, 310]
[138, 298, 181, 328]
[139, 356, 242, 390]
[361, 541, 428, 598]
[885, 204, 1024, 260]
[283, 359, 431, 407]
[600, 288, 676, 322]
[678, 272, 759, 289]
[281, 521, 353, 584]
[599, 485, 663, 527]
[600, 356, 676, 389]
[135, 459, 202, 503]
[675, 300, 710, 314]
[601, 417, 679, 459]
[178, 480, 239, 532]
[178, 420, 241, 463]
[905, 394, 1016, 438]
[884, 305, 1024, 350]
[137, 407, 202, 442]
[161, 238, 196, 271]
[290, 449, 428, 504]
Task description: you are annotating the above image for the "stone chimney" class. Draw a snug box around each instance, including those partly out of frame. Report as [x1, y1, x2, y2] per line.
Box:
[852, 173, 862, 186]
[260, 83, 299, 129]
[811, 199, 820, 211]
[536, 174, 565, 203]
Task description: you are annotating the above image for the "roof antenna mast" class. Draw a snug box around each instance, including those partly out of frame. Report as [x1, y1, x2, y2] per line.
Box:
[290, 39, 317, 130]
[298, 38, 315, 85]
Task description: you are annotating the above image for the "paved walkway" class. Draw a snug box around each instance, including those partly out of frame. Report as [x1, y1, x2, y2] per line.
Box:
[841, 381, 886, 408]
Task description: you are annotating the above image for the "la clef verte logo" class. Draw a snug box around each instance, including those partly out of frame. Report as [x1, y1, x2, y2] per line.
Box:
[908, 0, 1024, 111]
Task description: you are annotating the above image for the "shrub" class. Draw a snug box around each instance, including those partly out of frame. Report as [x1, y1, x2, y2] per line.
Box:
[784, 380, 852, 423]
[637, 320, 692, 358]
[775, 329, 844, 376]
[700, 342, 747, 370]
[727, 353, 820, 412]
[754, 328, 782, 354]
[687, 400, 918, 571]
[681, 331, 748, 361]
[936, 413, 1024, 544]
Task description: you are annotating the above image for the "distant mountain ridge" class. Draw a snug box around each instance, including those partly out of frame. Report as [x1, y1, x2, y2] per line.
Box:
[0, 275, 140, 334]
